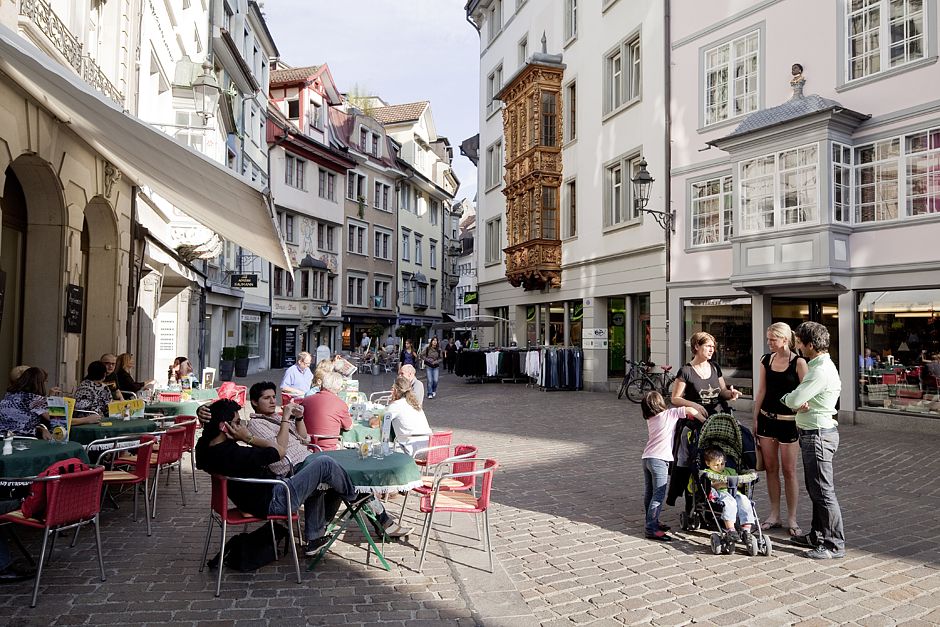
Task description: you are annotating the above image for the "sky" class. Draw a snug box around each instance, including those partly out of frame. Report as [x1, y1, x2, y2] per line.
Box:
[262, 0, 481, 201]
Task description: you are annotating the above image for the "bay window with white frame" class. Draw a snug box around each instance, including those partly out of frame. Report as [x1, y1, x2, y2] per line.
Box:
[703, 30, 760, 126]
[690, 175, 733, 246]
[739, 143, 818, 234]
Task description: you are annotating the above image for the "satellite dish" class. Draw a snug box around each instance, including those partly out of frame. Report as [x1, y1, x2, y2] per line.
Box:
[320, 304, 332, 317]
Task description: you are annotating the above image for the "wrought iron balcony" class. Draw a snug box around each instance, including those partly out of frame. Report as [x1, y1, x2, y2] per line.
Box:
[19, 0, 125, 106]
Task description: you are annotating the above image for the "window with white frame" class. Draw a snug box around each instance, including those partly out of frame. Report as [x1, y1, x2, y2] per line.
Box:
[312, 270, 328, 300]
[402, 229, 411, 261]
[488, 0, 502, 43]
[371, 134, 380, 157]
[565, 81, 577, 142]
[605, 155, 641, 227]
[346, 274, 366, 307]
[317, 223, 336, 252]
[740, 143, 818, 233]
[310, 101, 322, 130]
[690, 175, 733, 246]
[381, 184, 390, 210]
[430, 240, 437, 268]
[487, 64, 503, 114]
[284, 214, 295, 243]
[565, 179, 577, 238]
[604, 34, 641, 115]
[401, 272, 411, 305]
[359, 128, 368, 152]
[347, 172, 366, 200]
[318, 169, 336, 200]
[485, 217, 502, 263]
[846, 0, 925, 81]
[400, 183, 412, 212]
[704, 30, 760, 126]
[904, 128, 940, 216]
[285, 154, 305, 189]
[374, 228, 392, 260]
[347, 220, 367, 255]
[299, 269, 309, 298]
[373, 278, 390, 308]
[833, 144, 852, 223]
[564, 0, 577, 42]
[374, 181, 382, 208]
[415, 234, 423, 265]
[430, 281, 437, 310]
[415, 283, 428, 308]
[519, 34, 528, 65]
[486, 140, 503, 189]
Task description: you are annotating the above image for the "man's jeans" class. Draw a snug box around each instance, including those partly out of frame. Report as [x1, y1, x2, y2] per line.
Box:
[426, 367, 440, 395]
[643, 458, 669, 535]
[268, 456, 358, 541]
[799, 429, 845, 552]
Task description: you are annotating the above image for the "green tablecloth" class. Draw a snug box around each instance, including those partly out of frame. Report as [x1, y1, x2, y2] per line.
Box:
[146, 400, 203, 417]
[318, 449, 420, 494]
[189, 389, 219, 401]
[341, 423, 381, 444]
[0, 440, 90, 478]
[69, 419, 158, 446]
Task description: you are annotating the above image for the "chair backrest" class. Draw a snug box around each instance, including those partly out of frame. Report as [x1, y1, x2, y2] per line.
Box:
[121, 390, 138, 400]
[210, 474, 230, 518]
[425, 431, 454, 466]
[155, 427, 187, 465]
[159, 392, 182, 402]
[44, 466, 105, 527]
[451, 445, 479, 490]
[174, 416, 199, 451]
[476, 459, 499, 511]
[126, 435, 156, 480]
[882, 374, 898, 385]
[218, 384, 247, 407]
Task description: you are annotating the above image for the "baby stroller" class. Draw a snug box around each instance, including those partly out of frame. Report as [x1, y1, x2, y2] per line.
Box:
[679, 412, 773, 557]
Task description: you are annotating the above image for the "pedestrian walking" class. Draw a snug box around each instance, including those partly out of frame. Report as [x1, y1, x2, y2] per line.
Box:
[422, 337, 442, 399]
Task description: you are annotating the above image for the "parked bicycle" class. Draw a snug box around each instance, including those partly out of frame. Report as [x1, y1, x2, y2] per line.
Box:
[618, 359, 677, 403]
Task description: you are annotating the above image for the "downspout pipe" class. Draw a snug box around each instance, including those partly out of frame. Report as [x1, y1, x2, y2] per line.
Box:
[663, 0, 672, 325]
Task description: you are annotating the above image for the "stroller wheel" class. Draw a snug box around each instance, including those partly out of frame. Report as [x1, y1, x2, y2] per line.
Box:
[709, 533, 722, 555]
[689, 513, 701, 531]
[679, 512, 689, 531]
[762, 536, 774, 557]
[747, 533, 759, 557]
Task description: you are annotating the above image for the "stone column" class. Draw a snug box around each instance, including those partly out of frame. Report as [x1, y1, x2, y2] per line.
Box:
[582, 297, 609, 392]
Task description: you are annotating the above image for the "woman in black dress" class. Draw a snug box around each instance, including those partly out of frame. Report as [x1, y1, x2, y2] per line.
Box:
[751, 322, 807, 537]
[671, 331, 741, 418]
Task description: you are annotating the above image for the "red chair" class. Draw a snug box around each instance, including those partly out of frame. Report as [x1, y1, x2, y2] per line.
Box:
[99, 435, 156, 536]
[882, 373, 898, 385]
[309, 434, 342, 451]
[146, 426, 189, 518]
[399, 444, 478, 520]
[417, 458, 499, 574]
[158, 392, 182, 402]
[414, 430, 453, 470]
[218, 383, 247, 407]
[199, 475, 301, 596]
[174, 415, 200, 493]
[0, 466, 106, 607]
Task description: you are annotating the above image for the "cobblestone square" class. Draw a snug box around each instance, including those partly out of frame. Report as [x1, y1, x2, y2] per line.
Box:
[1, 370, 939, 626]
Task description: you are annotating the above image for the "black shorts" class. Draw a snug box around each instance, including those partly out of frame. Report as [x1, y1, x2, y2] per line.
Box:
[756, 412, 799, 444]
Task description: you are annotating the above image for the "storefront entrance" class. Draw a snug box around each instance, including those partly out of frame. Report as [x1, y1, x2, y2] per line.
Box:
[771, 298, 840, 366]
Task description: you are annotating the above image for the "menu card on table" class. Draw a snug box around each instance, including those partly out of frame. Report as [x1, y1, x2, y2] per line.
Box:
[47, 396, 75, 441]
[108, 399, 146, 419]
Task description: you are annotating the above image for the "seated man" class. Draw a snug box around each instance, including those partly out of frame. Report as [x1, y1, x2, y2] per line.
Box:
[280, 352, 313, 398]
[399, 364, 425, 408]
[300, 372, 351, 450]
[195, 399, 365, 556]
[244, 383, 412, 538]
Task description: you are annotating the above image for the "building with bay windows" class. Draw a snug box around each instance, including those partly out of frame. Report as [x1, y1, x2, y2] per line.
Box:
[668, 0, 940, 425]
[465, 0, 669, 390]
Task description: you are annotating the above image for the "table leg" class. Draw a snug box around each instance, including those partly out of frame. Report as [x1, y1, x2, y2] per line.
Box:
[306, 499, 391, 572]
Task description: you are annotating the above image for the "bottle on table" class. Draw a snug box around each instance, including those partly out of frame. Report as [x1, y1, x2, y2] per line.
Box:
[361, 435, 373, 459]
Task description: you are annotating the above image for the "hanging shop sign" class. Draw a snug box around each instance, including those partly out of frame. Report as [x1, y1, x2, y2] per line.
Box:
[231, 274, 259, 288]
[64, 284, 84, 334]
[463, 291, 479, 305]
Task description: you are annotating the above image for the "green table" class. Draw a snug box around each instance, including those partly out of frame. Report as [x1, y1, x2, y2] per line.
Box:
[341, 423, 381, 445]
[69, 419, 158, 446]
[146, 400, 202, 417]
[0, 440, 89, 477]
[189, 389, 219, 401]
[318, 449, 420, 494]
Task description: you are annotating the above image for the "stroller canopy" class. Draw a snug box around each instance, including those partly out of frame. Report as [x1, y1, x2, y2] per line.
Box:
[697, 412, 743, 467]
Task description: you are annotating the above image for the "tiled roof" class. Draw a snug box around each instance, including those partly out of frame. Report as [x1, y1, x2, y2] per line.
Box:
[371, 101, 428, 125]
[727, 94, 843, 137]
[270, 65, 320, 85]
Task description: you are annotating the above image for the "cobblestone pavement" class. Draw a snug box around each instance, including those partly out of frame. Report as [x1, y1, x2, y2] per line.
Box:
[1, 369, 940, 625]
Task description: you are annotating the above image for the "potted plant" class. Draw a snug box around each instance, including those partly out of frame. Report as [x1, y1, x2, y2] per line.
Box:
[219, 346, 236, 382]
[234, 345, 251, 378]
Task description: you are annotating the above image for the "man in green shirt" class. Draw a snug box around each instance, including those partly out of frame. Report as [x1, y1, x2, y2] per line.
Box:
[781, 321, 845, 559]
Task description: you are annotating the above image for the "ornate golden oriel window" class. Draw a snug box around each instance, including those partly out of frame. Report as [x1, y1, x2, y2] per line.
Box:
[496, 52, 565, 291]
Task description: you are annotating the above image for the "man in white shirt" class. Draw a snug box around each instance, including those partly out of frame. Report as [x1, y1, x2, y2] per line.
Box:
[280, 352, 313, 398]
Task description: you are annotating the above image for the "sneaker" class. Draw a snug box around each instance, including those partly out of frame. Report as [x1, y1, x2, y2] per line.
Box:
[724, 529, 740, 543]
[804, 546, 845, 560]
[384, 523, 414, 538]
[790, 533, 818, 549]
[302, 535, 332, 557]
[645, 530, 672, 542]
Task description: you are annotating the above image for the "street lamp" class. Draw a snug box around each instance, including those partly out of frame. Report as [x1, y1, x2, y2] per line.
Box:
[631, 158, 674, 232]
[191, 60, 221, 122]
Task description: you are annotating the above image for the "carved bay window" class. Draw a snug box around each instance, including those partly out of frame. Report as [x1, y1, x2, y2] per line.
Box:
[496, 52, 565, 291]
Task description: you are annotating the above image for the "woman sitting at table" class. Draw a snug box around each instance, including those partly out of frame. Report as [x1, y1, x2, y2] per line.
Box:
[0, 367, 52, 438]
[386, 376, 431, 455]
[168, 356, 200, 389]
[71, 361, 114, 424]
[109, 353, 154, 395]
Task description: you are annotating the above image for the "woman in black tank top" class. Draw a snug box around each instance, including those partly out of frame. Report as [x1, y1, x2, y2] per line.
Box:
[752, 322, 808, 537]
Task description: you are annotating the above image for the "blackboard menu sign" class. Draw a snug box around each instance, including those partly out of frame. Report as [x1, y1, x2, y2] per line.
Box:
[64, 284, 84, 334]
[283, 327, 296, 367]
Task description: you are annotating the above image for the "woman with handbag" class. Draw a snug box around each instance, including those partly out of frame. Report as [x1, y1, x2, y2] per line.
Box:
[422, 336, 443, 399]
[752, 322, 808, 538]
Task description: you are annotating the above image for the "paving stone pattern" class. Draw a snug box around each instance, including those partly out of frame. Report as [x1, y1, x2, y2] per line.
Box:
[1, 369, 939, 625]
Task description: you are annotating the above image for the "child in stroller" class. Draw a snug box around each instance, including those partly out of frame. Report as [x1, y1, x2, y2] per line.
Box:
[679, 412, 773, 557]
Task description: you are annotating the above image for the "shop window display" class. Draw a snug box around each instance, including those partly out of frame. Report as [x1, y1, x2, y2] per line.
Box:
[858, 289, 940, 416]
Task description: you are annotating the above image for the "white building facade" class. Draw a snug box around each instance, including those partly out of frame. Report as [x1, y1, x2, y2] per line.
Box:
[466, 0, 669, 391]
[669, 0, 940, 426]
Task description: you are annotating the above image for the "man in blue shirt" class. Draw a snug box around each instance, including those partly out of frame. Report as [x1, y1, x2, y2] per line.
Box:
[279, 352, 313, 398]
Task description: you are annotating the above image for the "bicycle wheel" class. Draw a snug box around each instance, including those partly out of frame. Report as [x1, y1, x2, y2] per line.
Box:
[617, 375, 630, 399]
[626, 377, 654, 403]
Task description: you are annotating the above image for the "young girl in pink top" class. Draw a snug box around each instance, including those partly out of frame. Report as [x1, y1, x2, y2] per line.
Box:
[642, 391, 702, 541]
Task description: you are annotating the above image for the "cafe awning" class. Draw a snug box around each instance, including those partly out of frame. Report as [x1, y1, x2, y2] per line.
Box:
[0, 24, 291, 270]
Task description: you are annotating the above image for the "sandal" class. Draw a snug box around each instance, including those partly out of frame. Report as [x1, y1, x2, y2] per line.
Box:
[760, 521, 782, 531]
[788, 526, 803, 537]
